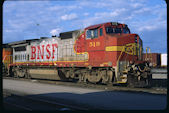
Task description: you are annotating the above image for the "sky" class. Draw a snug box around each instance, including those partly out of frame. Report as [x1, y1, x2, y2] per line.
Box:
[3, 0, 167, 53]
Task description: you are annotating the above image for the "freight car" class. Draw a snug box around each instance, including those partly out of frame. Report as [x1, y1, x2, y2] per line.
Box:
[143, 53, 161, 67]
[143, 53, 167, 68]
[3, 22, 152, 87]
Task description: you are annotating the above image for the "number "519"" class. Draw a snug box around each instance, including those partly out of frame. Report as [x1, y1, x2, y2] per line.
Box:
[89, 42, 100, 47]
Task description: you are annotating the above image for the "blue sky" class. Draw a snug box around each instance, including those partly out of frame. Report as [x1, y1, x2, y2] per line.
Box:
[3, 0, 167, 53]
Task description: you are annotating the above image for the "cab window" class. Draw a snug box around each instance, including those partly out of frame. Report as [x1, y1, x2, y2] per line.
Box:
[86, 28, 98, 39]
[106, 27, 114, 34]
[93, 29, 98, 38]
[123, 28, 130, 34]
[115, 28, 122, 33]
[87, 30, 91, 39]
[100, 28, 103, 36]
[106, 27, 122, 34]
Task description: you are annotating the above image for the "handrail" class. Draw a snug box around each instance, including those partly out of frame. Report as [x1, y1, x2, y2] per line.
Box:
[117, 46, 125, 62]
[145, 47, 152, 62]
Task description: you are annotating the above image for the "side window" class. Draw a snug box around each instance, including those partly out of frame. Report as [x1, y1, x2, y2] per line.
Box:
[86, 30, 91, 39]
[100, 28, 103, 36]
[93, 29, 98, 38]
[86, 29, 98, 39]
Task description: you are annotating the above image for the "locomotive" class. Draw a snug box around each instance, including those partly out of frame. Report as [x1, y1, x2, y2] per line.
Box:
[3, 22, 152, 87]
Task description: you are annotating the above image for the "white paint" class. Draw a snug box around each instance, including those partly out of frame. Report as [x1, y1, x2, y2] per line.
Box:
[30, 38, 58, 62]
[161, 54, 167, 66]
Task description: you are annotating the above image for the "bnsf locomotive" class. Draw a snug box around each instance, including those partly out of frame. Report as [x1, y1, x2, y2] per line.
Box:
[3, 22, 152, 87]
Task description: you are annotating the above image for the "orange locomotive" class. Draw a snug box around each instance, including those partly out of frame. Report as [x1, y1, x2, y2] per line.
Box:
[2, 44, 13, 76]
[5, 22, 152, 87]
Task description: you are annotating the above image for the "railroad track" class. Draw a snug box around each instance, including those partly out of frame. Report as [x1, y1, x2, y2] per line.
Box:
[151, 68, 167, 74]
[3, 92, 88, 111]
[3, 73, 167, 87]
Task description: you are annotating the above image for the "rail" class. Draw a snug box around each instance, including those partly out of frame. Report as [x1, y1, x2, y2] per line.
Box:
[151, 68, 167, 74]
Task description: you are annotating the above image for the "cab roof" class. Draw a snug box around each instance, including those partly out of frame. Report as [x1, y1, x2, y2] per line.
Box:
[85, 22, 125, 30]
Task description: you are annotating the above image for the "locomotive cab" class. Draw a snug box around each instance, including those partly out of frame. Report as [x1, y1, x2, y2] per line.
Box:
[82, 22, 151, 87]
[83, 22, 143, 66]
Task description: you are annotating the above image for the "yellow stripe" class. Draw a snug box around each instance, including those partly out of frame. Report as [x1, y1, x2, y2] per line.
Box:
[105, 43, 137, 55]
[105, 46, 124, 51]
[103, 62, 108, 65]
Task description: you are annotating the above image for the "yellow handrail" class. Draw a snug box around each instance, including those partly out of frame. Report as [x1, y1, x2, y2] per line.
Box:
[117, 46, 125, 62]
[145, 47, 152, 62]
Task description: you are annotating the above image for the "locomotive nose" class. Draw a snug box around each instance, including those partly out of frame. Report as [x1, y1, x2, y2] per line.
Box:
[128, 34, 139, 44]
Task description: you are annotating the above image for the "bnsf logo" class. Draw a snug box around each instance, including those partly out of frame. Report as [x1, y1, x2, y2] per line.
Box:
[31, 43, 58, 60]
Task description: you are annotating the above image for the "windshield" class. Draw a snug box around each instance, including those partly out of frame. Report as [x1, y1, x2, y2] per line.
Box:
[106, 27, 122, 34]
[123, 28, 130, 34]
[106, 27, 114, 34]
[106, 27, 130, 34]
[115, 28, 122, 33]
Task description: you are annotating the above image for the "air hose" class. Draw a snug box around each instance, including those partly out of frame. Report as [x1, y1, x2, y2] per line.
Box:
[138, 65, 146, 72]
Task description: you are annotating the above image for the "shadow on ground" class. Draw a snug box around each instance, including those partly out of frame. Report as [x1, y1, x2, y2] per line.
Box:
[151, 79, 167, 88]
[4, 90, 167, 110]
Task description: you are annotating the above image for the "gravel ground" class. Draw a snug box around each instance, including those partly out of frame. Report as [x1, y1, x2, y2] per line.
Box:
[3, 79, 167, 110]
[3, 77, 167, 94]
